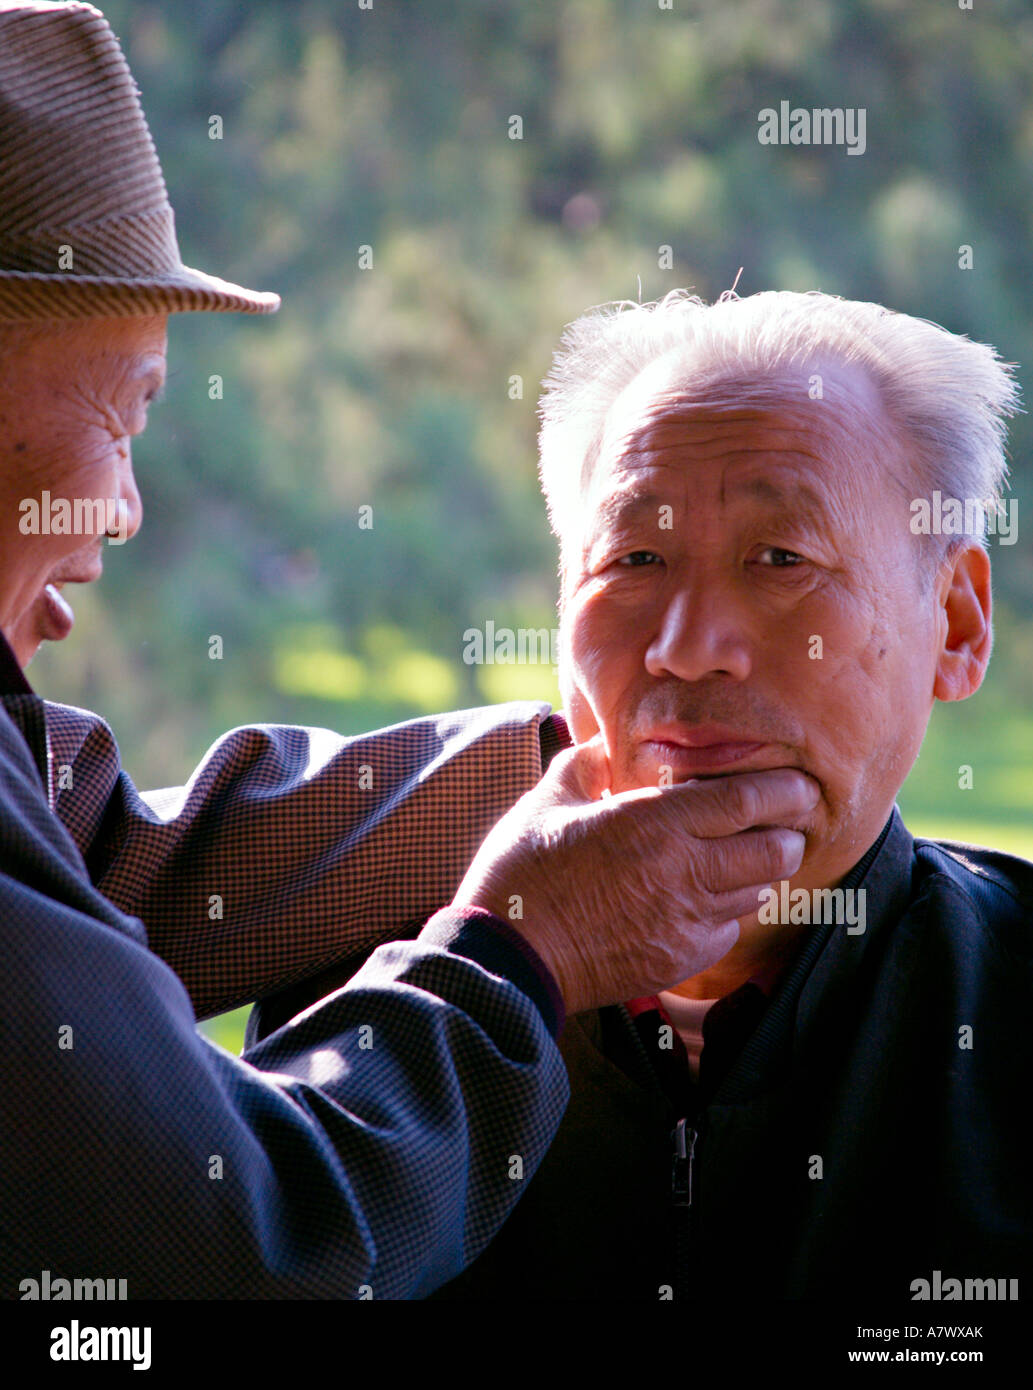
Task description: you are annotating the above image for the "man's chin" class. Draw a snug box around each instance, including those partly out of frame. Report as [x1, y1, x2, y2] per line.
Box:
[6, 628, 42, 668]
[7, 584, 76, 666]
[7, 616, 44, 668]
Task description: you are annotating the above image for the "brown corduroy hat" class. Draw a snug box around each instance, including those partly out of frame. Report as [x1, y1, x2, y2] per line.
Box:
[0, 1, 280, 319]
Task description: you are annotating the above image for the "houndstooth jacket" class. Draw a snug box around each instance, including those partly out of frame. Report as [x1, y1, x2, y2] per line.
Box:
[0, 642, 571, 1299]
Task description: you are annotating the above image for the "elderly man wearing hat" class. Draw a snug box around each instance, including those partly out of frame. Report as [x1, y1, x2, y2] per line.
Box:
[0, 3, 815, 1299]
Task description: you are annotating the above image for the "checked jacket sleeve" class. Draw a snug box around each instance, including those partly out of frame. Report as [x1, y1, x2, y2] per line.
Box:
[40, 698, 560, 1019]
[1, 695, 570, 1298]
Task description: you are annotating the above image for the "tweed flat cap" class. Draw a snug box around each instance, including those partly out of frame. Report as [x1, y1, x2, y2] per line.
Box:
[0, 1, 280, 318]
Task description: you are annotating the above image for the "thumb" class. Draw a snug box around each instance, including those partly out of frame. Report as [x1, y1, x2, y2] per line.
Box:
[545, 732, 612, 804]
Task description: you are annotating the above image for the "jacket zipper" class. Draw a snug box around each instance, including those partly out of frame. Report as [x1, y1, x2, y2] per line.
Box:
[671, 1117, 696, 1205]
[614, 1006, 703, 1302]
[671, 1117, 697, 1301]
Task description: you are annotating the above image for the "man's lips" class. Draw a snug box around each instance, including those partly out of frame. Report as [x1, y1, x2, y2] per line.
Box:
[638, 723, 776, 775]
[35, 564, 103, 643]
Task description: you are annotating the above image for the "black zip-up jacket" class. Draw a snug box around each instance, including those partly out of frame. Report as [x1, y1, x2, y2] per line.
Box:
[434, 808, 1033, 1301]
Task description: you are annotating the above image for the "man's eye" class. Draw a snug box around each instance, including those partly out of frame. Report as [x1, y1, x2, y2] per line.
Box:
[617, 551, 662, 567]
[757, 546, 805, 567]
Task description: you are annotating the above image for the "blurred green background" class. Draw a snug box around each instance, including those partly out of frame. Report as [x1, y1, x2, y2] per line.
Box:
[25, 0, 1032, 1053]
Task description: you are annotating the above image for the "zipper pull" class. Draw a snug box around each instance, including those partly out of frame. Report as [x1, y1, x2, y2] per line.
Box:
[671, 1118, 697, 1208]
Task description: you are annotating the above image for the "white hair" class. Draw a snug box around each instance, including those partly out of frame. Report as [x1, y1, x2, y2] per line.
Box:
[537, 289, 1021, 560]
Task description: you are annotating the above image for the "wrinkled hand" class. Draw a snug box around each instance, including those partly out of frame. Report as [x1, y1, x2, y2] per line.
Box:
[447, 735, 820, 1015]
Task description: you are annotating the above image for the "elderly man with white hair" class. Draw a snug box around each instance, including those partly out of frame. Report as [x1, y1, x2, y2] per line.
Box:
[369, 287, 1029, 1301]
[0, 4, 825, 1301]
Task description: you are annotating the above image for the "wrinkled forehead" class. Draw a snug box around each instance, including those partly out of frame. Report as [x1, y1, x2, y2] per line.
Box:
[0, 315, 169, 399]
[590, 354, 899, 501]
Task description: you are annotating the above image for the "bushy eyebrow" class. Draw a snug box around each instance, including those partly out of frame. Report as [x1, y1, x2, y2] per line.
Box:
[593, 491, 665, 530]
[132, 361, 167, 401]
[729, 476, 832, 528]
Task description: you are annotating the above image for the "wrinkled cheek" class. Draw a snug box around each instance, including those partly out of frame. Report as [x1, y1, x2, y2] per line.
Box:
[815, 623, 924, 828]
[861, 635, 931, 788]
[766, 604, 876, 827]
[853, 605, 933, 727]
[22, 448, 119, 521]
[558, 615, 601, 742]
[558, 593, 621, 744]
[62, 449, 122, 505]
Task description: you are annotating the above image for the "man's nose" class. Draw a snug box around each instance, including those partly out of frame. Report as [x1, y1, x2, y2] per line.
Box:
[110, 442, 143, 541]
[643, 579, 753, 682]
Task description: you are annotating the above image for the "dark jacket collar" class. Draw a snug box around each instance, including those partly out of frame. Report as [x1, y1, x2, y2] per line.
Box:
[0, 627, 32, 695]
[713, 806, 912, 1105]
[0, 628, 50, 799]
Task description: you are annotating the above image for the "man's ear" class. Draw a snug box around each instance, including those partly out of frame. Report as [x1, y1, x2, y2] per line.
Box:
[932, 543, 992, 703]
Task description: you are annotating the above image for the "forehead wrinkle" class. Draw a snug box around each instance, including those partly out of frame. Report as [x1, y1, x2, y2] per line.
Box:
[596, 445, 854, 536]
[596, 375, 896, 518]
[608, 399, 874, 513]
[604, 473, 837, 531]
[610, 365, 892, 464]
[617, 413, 790, 461]
[613, 440, 842, 503]
[615, 404, 858, 464]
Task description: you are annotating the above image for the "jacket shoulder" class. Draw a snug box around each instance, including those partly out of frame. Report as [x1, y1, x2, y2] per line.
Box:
[913, 836, 1033, 964]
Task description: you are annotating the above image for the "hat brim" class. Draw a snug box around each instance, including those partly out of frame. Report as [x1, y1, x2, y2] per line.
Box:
[0, 263, 280, 319]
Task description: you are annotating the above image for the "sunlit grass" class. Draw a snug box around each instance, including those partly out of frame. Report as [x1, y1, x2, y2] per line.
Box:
[901, 818, 1033, 862]
[199, 1006, 251, 1057]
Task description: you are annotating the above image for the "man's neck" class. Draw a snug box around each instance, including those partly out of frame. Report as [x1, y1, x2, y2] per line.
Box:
[664, 914, 808, 999]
